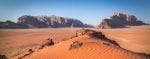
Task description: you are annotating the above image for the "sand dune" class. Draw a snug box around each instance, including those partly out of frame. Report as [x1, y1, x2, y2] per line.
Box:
[101, 25, 150, 54]
[11, 28, 150, 59]
[1, 26, 150, 59]
[0, 28, 79, 58]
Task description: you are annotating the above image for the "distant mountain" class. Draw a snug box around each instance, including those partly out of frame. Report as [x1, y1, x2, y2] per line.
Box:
[0, 20, 28, 28]
[0, 15, 94, 28]
[98, 12, 148, 29]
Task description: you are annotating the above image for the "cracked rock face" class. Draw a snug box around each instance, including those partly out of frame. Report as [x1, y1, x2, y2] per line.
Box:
[98, 12, 148, 29]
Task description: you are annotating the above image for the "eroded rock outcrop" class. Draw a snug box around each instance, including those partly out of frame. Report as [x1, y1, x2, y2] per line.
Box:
[0, 15, 94, 28]
[39, 38, 54, 49]
[75, 29, 119, 46]
[17, 15, 93, 28]
[98, 12, 148, 29]
[69, 41, 83, 50]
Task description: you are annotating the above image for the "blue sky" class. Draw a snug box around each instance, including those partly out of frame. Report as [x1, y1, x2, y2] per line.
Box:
[0, 0, 149, 26]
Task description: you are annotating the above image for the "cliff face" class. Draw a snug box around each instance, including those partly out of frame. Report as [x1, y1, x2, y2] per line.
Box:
[99, 12, 148, 29]
[0, 15, 94, 28]
[17, 15, 85, 28]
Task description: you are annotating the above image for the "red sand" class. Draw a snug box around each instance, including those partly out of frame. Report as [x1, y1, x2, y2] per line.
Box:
[1, 26, 150, 59]
[0, 28, 79, 58]
[101, 25, 150, 54]
[12, 35, 149, 59]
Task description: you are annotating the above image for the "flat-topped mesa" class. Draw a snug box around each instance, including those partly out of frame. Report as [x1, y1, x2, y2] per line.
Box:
[99, 12, 148, 29]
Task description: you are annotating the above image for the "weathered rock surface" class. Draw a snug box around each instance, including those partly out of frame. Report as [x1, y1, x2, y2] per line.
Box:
[69, 41, 83, 50]
[0, 15, 94, 28]
[17, 15, 94, 28]
[99, 12, 148, 29]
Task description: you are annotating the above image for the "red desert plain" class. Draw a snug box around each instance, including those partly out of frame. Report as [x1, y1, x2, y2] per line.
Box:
[0, 25, 150, 59]
[0, 28, 79, 58]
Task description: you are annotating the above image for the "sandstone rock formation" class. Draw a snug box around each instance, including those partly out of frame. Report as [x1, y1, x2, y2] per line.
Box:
[0, 15, 94, 28]
[17, 15, 93, 28]
[98, 12, 148, 29]
[76, 29, 119, 46]
[39, 38, 54, 49]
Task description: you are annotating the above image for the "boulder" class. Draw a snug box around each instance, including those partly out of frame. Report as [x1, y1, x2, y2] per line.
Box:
[69, 41, 83, 50]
